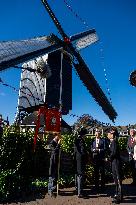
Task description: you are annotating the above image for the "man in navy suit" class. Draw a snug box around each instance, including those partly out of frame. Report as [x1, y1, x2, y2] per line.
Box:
[91, 129, 106, 190]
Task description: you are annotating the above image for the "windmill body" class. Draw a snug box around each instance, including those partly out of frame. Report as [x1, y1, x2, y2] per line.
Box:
[18, 49, 72, 116]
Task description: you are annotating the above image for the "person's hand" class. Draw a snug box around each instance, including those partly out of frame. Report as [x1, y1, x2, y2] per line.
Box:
[105, 158, 108, 162]
[58, 139, 61, 144]
[93, 148, 99, 152]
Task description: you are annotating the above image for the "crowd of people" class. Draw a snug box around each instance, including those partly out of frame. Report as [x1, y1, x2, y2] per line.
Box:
[47, 128, 136, 204]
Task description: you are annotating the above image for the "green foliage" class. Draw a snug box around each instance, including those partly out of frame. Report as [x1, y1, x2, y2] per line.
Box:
[0, 170, 13, 199]
[118, 136, 128, 150]
[0, 126, 48, 201]
[61, 134, 95, 154]
[31, 175, 75, 189]
[85, 164, 94, 184]
[61, 134, 76, 154]
[0, 128, 130, 201]
[31, 178, 48, 190]
[59, 174, 75, 187]
[74, 114, 101, 129]
[84, 135, 95, 151]
[0, 169, 28, 201]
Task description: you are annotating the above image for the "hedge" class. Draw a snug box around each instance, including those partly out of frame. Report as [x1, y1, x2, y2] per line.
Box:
[0, 127, 130, 201]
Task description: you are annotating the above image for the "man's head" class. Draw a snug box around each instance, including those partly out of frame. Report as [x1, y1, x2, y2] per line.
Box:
[95, 129, 101, 138]
[130, 129, 136, 137]
[108, 127, 119, 140]
[107, 132, 113, 140]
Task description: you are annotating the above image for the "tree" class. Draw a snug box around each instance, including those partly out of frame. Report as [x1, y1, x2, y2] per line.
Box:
[73, 114, 101, 131]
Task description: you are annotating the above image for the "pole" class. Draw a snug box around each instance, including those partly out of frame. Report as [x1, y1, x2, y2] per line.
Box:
[56, 50, 63, 196]
[41, 0, 68, 40]
[57, 148, 61, 196]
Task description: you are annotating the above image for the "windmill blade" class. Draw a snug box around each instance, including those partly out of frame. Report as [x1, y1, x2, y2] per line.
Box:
[50, 42, 117, 122]
[0, 35, 61, 72]
[73, 62, 117, 122]
[62, 40, 117, 122]
[41, 0, 117, 121]
[0, 29, 97, 72]
[70, 29, 98, 50]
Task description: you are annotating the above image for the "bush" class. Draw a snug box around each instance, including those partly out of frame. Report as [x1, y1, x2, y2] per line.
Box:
[61, 134, 76, 154]
[0, 169, 31, 202]
[0, 128, 130, 201]
[0, 126, 49, 201]
[118, 136, 128, 150]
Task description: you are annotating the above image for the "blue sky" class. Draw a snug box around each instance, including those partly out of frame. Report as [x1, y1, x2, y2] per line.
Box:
[0, 0, 136, 126]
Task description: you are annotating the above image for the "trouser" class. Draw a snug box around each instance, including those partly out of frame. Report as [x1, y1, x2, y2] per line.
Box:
[115, 182, 122, 198]
[48, 177, 57, 195]
[75, 174, 83, 196]
[94, 161, 105, 188]
[48, 161, 59, 195]
[112, 159, 122, 199]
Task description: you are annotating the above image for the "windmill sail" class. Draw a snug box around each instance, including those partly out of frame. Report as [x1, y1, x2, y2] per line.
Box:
[0, 35, 61, 71]
[0, 29, 97, 72]
[41, 0, 117, 122]
[70, 29, 98, 50]
[73, 63, 117, 121]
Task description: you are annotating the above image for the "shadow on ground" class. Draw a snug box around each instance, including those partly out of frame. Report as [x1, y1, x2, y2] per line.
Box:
[1, 179, 136, 204]
[59, 182, 136, 203]
[0, 188, 47, 204]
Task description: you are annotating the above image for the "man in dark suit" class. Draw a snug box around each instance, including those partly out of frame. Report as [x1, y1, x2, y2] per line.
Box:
[74, 127, 87, 197]
[48, 133, 61, 196]
[108, 128, 122, 204]
[91, 129, 106, 191]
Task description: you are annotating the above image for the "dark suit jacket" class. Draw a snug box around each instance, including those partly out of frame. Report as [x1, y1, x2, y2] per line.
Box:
[109, 138, 120, 161]
[49, 139, 60, 178]
[91, 138, 106, 161]
[109, 138, 122, 181]
[74, 136, 86, 175]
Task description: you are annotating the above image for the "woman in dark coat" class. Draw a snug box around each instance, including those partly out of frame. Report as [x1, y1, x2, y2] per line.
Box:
[74, 127, 87, 197]
[108, 128, 122, 204]
[48, 133, 61, 196]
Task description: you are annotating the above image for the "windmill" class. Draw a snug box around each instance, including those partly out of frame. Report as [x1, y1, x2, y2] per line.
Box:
[0, 0, 117, 135]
